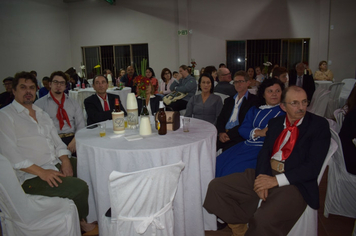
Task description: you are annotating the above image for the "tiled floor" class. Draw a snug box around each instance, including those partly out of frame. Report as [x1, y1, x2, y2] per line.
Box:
[205, 168, 355, 236]
[1, 169, 354, 236]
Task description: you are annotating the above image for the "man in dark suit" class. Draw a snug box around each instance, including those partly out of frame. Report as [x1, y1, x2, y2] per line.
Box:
[204, 86, 330, 235]
[216, 71, 258, 151]
[289, 62, 315, 102]
[120, 65, 137, 93]
[84, 75, 126, 126]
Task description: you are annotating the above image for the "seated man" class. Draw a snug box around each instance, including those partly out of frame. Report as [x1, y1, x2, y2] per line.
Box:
[35, 71, 85, 155]
[84, 75, 126, 125]
[0, 71, 97, 234]
[0, 76, 14, 109]
[204, 86, 330, 235]
[120, 65, 137, 93]
[216, 71, 258, 151]
[289, 62, 315, 102]
[38, 76, 50, 98]
[214, 68, 236, 97]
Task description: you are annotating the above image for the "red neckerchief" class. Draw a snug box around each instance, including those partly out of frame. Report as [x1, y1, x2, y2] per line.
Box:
[271, 116, 301, 160]
[98, 93, 109, 111]
[49, 91, 71, 130]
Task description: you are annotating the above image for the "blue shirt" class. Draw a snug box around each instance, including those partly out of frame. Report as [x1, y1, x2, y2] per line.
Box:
[225, 91, 249, 130]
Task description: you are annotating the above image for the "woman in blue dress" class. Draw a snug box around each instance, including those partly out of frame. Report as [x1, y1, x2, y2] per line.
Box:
[215, 78, 286, 177]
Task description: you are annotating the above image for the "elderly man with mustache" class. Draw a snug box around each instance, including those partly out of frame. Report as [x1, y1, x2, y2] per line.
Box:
[204, 86, 330, 236]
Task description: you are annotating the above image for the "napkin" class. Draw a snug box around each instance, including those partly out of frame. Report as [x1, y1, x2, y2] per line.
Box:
[108, 134, 124, 139]
[125, 134, 143, 141]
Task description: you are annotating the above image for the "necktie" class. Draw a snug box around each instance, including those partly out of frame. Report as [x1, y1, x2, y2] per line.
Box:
[297, 76, 303, 87]
[229, 96, 244, 123]
[50, 91, 72, 130]
[98, 94, 109, 111]
[271, 117, 300, 160]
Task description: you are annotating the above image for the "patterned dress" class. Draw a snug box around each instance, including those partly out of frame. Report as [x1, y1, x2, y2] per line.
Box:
[215, 104, 285, 177]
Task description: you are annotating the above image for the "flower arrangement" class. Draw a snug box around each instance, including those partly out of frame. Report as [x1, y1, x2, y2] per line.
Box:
[80, 63, 86, 78]
[191, 59, 197, 75]
[134, 58, 149, 98]
[94, 63, 101, 75]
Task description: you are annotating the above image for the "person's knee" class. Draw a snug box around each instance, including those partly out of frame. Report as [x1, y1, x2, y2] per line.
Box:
[61, 177, 89, 197]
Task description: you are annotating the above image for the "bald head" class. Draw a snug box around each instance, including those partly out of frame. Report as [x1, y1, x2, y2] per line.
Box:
[218, 68, 231, 82]
[281, 86, 308, 123]
[281, 86, 306, 103]
[127, 65, 134, 76]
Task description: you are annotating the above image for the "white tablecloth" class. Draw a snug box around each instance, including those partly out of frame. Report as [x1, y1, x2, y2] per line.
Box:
[69, 87, 131, 110]
[76, 118, 217, 236]
[314, 81, 333, 90]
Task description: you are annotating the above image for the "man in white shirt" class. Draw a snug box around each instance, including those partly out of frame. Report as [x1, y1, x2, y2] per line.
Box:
[35, 71, 85, 155]
[204, 86, 330, 235]
[0, 71, 97, 234]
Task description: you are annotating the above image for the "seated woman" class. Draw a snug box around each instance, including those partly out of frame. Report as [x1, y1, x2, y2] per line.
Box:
[215, 78, 286, 177]
[314, 60, 333, 81]
[158, 68, 175, 97]
[145, 67, 159, 94]
[137, 82, 161, 116]
[247, 67, 259, 89]
[185, 73, 223, 125]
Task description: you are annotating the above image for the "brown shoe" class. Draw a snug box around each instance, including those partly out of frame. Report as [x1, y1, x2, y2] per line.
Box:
[82, 224, 99, 236]
[228, 223, 248, 236]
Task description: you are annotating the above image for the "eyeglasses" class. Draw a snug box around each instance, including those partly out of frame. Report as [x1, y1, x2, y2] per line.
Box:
[284, 100, 309, 107]
[52, 80, 66, 86]
[164, 72, 170, 75]
[233, 80, 246, 84]
[221, 73, 231, 76]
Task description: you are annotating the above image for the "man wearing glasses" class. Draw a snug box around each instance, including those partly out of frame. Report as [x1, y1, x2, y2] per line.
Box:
[216, 71, 258, 152]
[205, 86, 330, 235]
[35, 71, 85, 155]
[214, 67, 236, 97]
[0, 77, 14, 109]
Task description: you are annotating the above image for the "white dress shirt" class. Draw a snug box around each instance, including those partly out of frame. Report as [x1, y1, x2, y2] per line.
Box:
[0, 100, 71, 184]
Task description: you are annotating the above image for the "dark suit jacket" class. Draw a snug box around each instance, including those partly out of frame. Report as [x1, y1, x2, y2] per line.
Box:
[256, 112, 331, 209]
[120, 73, 137, 93]
[137, 95, 162, 116]
[84, 93, 127, 126]
[216, 92, 258, 150]
[339, 107, 356, 175]
[289, 72, 316, 102]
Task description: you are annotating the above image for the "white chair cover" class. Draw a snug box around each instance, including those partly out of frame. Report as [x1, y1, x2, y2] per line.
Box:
[307, 88, 330, 117]
[326, 118, 338, 133]
[0, 154, 81, 236]
[324, 129, 356, 219]
[325, 82, 344, 118]
[102, 161, 185, 236]
[287, 136, 337, 236]
[339, 78, 356, 107]
[214, 92, 229, 103]
[333, 108, 346, 133]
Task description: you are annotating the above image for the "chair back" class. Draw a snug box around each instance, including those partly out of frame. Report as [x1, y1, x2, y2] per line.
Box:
[107, 162, 185, 235]
[307, 89, 330, 117]
[333, 108, 346, 132]
[287, 134, 337, 236]
[0, 154, 32, 224]
[214, 92, 229, 103]
[328, 82, 344, 100]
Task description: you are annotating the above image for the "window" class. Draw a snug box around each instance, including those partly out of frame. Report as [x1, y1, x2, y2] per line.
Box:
[226, 39, 310, 75]
[82, 43, 149, 79]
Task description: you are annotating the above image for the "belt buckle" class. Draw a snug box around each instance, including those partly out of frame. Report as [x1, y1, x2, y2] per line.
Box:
[277, 162, 284, 172]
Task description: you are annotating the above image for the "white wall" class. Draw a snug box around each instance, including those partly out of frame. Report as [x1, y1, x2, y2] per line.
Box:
[329, 0, 356, 80]
[0, 0, 72, 93]
[67, 0, 180, 76]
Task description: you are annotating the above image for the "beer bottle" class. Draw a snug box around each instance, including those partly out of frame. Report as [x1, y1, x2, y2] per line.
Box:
[114, 98, 121, 112]
[158, 101, 167, 135]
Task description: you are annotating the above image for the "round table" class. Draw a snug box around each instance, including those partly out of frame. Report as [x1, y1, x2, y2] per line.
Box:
[69, 87, 131, 110]
[76, 118, 217, 236]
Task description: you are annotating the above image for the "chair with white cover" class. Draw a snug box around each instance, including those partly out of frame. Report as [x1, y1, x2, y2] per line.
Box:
[324, 129, 356, 219]
[214, 92, 229, 103]
[339, 78, 356, 107]
[0, 154, 81, 236]
[307, 88, 331, 117]
[325, 82, 344, 118]
[287, 135, 337, 236]
[333, 108, 346, 133]
[102, 161, 185, 236]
